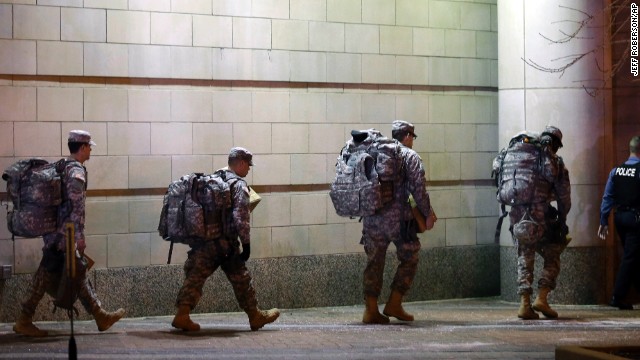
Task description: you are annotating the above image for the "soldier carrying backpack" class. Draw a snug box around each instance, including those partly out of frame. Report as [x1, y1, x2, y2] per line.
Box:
[10, 130, 125, 337]
[170, 147, 279, 332]
[331, 121, 433, 324]
[492, 126, 571, 320]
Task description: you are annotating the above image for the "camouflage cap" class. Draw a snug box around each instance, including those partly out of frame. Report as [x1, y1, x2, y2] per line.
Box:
[68, 130, 96, 146]
[229, 147, 254, 165]
[392, 120, 417, 138]
[541, 125, 563, 147]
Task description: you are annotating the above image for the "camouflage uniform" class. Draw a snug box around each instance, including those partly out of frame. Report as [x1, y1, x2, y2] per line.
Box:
[502, 136, 571, 296]
[535, 155, 571, 291]
[20, 158, 102, 316]
[175, 168, 257, 312]
[362, 141, 431, 298]
[14, 130, 123, 337]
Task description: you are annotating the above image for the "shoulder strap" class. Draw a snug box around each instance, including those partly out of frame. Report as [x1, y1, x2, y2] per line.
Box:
[226, 175, 241, 192]
[494, 203, 508, 244]
[55, 158, 70, 173]
[189, 173, 205, 202]
[214, 169, 227, 180]
[494, 148, 506, 187]
[529, 144, 544, 204]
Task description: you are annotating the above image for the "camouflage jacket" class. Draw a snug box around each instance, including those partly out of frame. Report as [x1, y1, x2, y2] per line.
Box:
[401, 145, 431, 221]
[220, 169, 251, 245]
[547, 152, 571, 221]
[43, 158, 87, 251]
[366, 144, 431, 222]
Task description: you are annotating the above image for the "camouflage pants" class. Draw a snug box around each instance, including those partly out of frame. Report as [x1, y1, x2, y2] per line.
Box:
[510, 205, 566, 295]
[21, 247, 101, 317]
[175, 239, 257, 312]
[515, 242, 565, 295]
[362, 217, 421, 298]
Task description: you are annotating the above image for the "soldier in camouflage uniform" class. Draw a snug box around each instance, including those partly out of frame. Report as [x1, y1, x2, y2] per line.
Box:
[496, 126, 571, 320]
[172, 147, 279, 331]
[14, 130, 125, 337]
[361, 120, 432, 324]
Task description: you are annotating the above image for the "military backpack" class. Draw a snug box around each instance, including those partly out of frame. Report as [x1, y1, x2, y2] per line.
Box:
[330, 129, 403, 217]
[491, 132, 547, 243]
[158, 172, 233, 246]
[2, 158, 69, 238]
[493, 132, 545, 207]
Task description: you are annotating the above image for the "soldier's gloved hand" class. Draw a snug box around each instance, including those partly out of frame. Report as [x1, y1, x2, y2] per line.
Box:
[240, 244, 251, 262]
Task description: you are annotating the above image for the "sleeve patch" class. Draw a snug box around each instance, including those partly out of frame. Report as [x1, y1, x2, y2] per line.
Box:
[70, 169, 86, 183]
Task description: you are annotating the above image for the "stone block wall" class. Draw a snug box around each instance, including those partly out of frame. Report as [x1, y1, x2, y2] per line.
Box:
[0, 0, 500, 317]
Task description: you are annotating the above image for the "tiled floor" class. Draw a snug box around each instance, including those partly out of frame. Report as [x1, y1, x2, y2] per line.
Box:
[1, 297, 639, 359]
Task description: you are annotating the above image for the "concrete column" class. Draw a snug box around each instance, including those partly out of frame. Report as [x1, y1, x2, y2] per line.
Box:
[498, 0, 612, 303]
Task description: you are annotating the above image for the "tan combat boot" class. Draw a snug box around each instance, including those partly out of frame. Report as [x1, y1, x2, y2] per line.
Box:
[362, 296, 390, 324]
[518, 293, 540, 320]
[383, 290, 414, 321]
[13, 313, 48, 337]
[532, 287, 558, 318]
[93, 307, 125, 332]
[171, 305, 200, 331]
[247, 308, 280, 331]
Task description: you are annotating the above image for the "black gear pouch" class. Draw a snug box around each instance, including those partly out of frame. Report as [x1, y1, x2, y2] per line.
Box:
[401, 220, 419, 243]
[54, 254, 88, 312]
[41, 247, 65, 273]
[544, 221, 568, 244]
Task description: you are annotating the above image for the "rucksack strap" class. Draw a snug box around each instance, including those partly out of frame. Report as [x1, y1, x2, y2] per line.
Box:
[167, 237, 174, 265]
[189, 174, 203, 203]
[494, 203, 508, 244]
[213, 169, 241, 241]
[54, 158, 68, 173]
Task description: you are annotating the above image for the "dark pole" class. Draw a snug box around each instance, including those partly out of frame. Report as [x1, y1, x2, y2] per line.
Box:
[167, 238, 174, 265]
[65, 223, 77, 360]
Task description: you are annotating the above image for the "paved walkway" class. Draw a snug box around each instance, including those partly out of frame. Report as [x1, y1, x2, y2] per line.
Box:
[1, 298, 639, 360]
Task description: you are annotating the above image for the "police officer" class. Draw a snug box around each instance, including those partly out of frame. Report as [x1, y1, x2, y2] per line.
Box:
[598, 135, 640, 310]
[14, 130, 125, 337]
[172, 147, 280, 331]
[361, 120, 432, 324]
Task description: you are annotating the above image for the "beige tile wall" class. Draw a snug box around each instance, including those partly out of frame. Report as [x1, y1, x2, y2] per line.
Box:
[61, 7, 106, 42]
[0, 4, 12, 39]
[0, 0, 498, 272]
[37, 41, 84, 76]
[0, 2, 498, 85]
